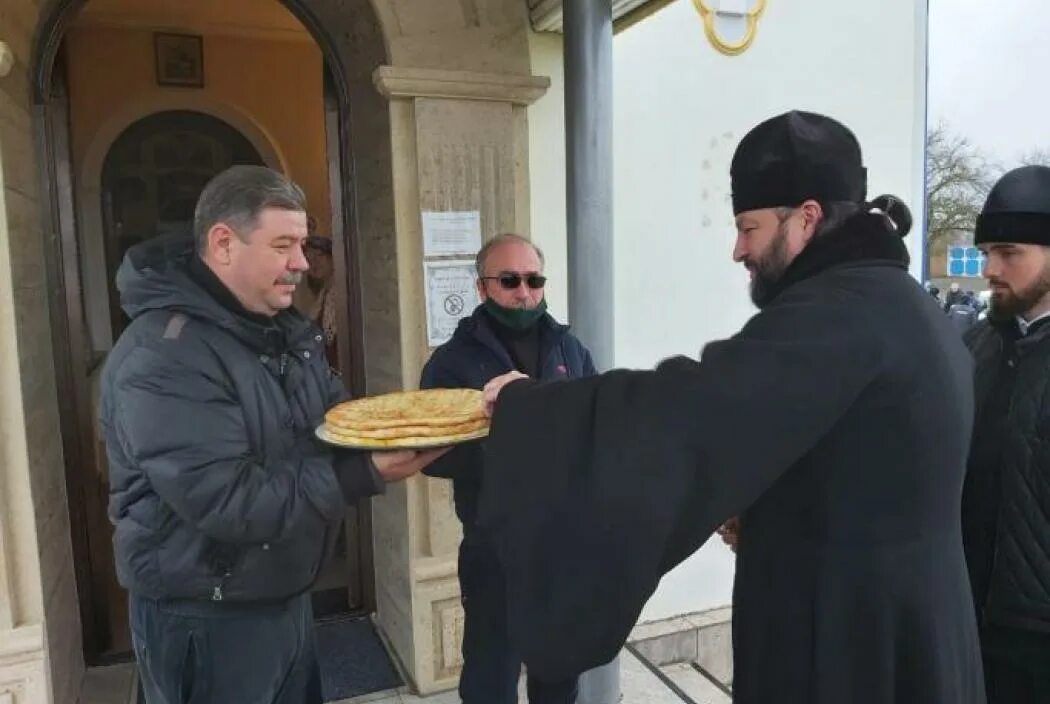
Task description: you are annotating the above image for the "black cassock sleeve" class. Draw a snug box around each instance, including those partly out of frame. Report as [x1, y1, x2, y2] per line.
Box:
[477, 292, 886, 681]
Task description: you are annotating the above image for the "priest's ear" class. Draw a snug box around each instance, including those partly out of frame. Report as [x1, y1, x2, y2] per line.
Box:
[797, 200, 825, 243]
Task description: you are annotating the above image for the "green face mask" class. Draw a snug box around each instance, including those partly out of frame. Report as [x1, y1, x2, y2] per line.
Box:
[483, 297, 547, 331]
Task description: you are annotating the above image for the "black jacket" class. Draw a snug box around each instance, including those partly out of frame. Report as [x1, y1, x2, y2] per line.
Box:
[102, 236, 381, 603]
[949, 304, 979, 334]
[964, 318, 1050, 634]
[479, 214, 984, 702]
[420, 306, 596, 528]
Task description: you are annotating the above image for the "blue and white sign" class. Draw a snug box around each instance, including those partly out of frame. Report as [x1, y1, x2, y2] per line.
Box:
[947, 246, 985, 278]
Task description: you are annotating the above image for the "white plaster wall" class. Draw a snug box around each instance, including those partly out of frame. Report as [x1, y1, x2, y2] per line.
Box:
[527, 0, 929, 623]
[612, 0, 929, 622]
[527, 30, 570, 324]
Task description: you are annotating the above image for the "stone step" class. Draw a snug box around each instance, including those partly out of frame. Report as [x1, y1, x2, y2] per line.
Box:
[340, 648, 708, 703]
[659, 662, 732, 704]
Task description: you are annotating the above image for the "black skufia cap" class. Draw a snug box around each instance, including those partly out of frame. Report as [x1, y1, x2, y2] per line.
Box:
[731, 111, 868, 215]
[975, 165, 1050, 246]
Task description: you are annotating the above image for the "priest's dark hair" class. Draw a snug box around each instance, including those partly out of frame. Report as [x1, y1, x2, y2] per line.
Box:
[775, 195, 912, 239]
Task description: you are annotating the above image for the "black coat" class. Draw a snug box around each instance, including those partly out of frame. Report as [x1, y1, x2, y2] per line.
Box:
[964, 318, 1050, 634]
[420, 306, 596, 527]
[478, 215, 984, 703]
[102, 236, 381, 603]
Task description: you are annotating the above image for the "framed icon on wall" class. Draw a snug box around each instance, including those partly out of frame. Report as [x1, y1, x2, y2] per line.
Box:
[154, 33, 204, 88]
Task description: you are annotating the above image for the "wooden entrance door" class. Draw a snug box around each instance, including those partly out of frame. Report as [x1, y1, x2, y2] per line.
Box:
[33, 0, 378, 667]
[100, 110, 266, 339]
[64, 104, 367, 661]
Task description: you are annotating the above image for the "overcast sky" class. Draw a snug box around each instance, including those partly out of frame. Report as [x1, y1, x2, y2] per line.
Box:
[928, 0, 1050, 167]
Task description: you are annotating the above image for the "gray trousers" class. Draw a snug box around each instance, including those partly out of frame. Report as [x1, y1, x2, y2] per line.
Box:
[130, 592, 322, 704]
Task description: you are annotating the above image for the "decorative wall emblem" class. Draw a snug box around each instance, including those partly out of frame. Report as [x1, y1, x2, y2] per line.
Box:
[154, 33, 204, 88]
[693, 0, 767, 56]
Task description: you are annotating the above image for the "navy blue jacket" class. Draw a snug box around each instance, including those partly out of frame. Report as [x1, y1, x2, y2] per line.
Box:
[420, 306, 596, 529]
[102, 236, 380, 603]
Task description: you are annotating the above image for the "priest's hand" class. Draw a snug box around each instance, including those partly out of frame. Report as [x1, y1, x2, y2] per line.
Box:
[371, 448, 451, 482]
[717, 516, 741, 553]
[482, 371, 529, 416]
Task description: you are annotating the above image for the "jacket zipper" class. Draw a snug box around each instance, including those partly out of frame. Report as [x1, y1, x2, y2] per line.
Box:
[212, 558, 234, 601]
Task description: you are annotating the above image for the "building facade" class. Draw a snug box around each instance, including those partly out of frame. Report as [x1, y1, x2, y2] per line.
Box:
[0, 0, 929, 701]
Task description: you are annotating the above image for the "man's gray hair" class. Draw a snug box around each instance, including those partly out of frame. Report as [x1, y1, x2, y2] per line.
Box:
[193, 165, 307, 252]
[475, 233, 545, 277]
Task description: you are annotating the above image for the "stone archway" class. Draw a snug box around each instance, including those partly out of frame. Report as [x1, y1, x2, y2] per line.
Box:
[21, 0, 548, 696]
[82, 104, 279, 350]
[28, 0, 396, 675]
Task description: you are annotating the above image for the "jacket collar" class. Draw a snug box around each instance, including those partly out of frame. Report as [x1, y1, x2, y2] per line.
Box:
[1010, 316, 1050, 351]
[455, 305, 569, 368]
[1017, 311, 1050, 338]
[761, 212, 910, 306]
[118, 235, 315, 356]
[976, 314, 1050, 360]
[187, 257, 319, 355]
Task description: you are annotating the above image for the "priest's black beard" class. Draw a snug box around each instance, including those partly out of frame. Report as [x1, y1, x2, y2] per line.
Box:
[989, 263, 1050, 322]
[749, 219, 791, 306]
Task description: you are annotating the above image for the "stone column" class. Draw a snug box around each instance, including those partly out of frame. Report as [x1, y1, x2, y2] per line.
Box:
[0, 82, 53, 704]
[372, 66, 549, 694]
[1, 5, 88, 696]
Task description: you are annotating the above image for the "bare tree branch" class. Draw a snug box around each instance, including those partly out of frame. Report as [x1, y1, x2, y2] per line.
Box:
[925, 122, 992, 261]
[1019, 148, 1050, 167]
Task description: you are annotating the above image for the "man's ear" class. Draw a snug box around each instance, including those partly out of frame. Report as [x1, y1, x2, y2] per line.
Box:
[207, 223, 236, 265]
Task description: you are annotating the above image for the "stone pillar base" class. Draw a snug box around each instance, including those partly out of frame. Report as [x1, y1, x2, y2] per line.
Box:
[0, 625, 51, 704]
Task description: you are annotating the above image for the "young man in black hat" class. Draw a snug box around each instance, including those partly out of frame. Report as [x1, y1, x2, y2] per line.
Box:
[962, 165, 1050, 703]
[478, 111, 984, 703]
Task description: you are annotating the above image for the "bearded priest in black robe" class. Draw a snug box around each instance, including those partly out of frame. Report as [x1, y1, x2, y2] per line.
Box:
[477, 111, 985, 704]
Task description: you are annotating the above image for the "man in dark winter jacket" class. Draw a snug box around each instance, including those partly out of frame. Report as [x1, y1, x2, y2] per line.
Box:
[420, 234, 593, 703]
[963, 164, 1050, 703]
[949, 301, 980, 334]
[945, 282, 968, 310]
[481, 111, 984, 703]
[101, 166, 444, 704]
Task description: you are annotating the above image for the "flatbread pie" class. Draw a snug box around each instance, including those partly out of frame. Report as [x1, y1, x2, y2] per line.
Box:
[325, 388, 486, 430]
[324, 417, 488, 440]
[315, 424, 489, 450]
[319, 388, 489, 449]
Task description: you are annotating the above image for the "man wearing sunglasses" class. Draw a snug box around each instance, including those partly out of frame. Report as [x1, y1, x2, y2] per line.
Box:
[420, 233, 595, 703]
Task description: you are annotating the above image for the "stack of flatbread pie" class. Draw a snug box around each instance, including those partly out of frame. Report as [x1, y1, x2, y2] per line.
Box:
[319, 388, 489, 449]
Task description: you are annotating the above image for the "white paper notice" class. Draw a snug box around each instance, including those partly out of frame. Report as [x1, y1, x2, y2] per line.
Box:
[424, 260, 481, 347]
[422, 210, 483, 257]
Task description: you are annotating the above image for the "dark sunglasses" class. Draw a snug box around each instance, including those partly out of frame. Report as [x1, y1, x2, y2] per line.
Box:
[481, 274, 547, 290]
